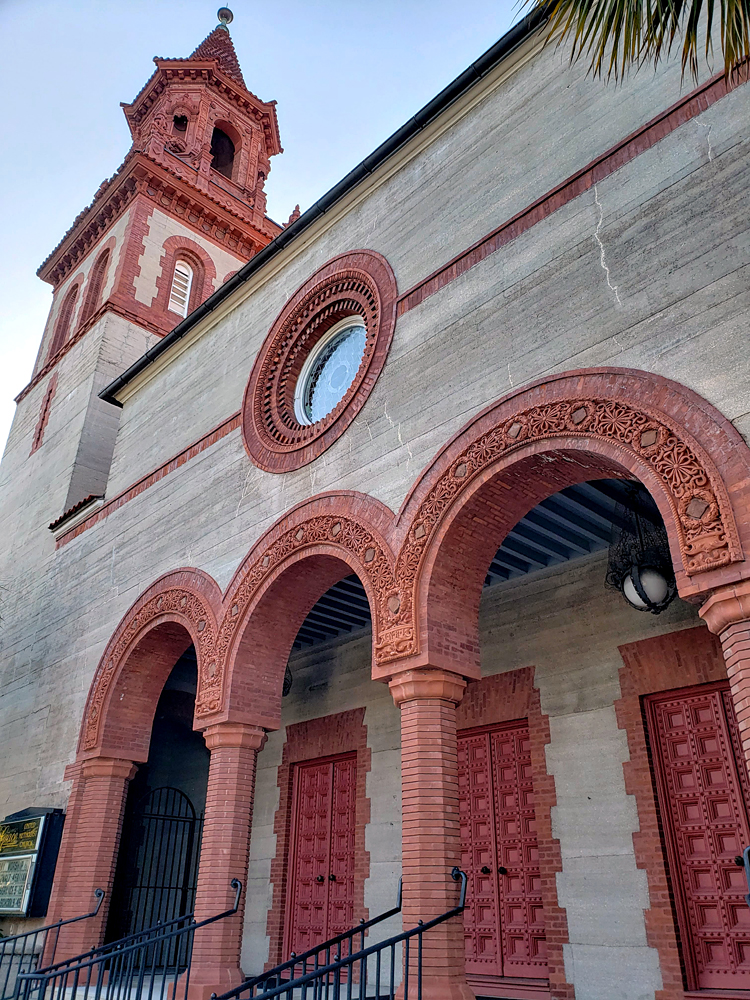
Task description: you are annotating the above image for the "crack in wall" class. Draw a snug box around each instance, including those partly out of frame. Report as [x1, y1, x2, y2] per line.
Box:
[695, 119, 714, 161]
[593, 185, 622, 306]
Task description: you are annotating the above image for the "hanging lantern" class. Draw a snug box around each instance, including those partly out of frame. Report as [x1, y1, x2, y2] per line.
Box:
[282, 663, 293, 697]
[605, 485, 676, 614]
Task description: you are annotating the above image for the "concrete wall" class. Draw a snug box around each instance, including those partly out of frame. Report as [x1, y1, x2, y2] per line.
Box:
[240, 551, 700, 999]
[0, 311, 157, 813]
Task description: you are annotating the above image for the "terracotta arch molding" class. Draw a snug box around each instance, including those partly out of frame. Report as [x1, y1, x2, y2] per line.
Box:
[196, 492, 399, 729]
[374, 368, 750, 680]
[242, 250, 398, 473]
[79, 568, 222, 758]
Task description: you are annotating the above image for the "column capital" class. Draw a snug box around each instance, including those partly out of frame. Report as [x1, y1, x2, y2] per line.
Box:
[79, 757, 138, 781]
[203, 721, 266, 752]
[699, 580, 750, 635]
[389, 668, 467, 707]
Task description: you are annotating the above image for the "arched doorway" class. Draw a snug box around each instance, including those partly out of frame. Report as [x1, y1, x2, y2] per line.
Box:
[107, 646, 209, 942]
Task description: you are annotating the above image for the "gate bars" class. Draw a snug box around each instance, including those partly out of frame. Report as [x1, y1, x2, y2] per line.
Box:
[0, 890, 105, 1000]
[14, 880, 242, 1000]
[212, 869, 467, 1000]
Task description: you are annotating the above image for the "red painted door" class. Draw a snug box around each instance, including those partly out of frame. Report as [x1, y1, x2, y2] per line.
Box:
[646, 684, 750, 990]
[287, 755, 357, 956]
[459, 721, 547, 982]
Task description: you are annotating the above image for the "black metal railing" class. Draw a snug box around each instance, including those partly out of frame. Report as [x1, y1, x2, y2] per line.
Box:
[0, 890, 105, 1000]
[213, 869, 467, 1000]
[238, 877, 403, 994]
[15, 879, 242, 1000]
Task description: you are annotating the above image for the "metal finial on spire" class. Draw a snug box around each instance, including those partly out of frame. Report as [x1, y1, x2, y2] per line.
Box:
[217, 7, 233, 30]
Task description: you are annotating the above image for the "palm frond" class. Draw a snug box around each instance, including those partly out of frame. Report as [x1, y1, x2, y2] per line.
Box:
[525, 0, 750, 80]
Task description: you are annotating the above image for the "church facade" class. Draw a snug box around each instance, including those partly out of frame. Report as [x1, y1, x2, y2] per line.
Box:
[2, 11, 750, 1000]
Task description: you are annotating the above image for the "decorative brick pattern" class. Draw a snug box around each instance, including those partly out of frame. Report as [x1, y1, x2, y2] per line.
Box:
[616, 626, 728, 1000]
[457, 671, 575, 1000]
[389, 669, 474, 1000]
[242, 250, 398, 473]
[29, 373, 58, 455]
[151, 236, 217, 325]
[189, 723, 266, 1000]
[265, 709, 371, 966]
[48, 758, 137, 960]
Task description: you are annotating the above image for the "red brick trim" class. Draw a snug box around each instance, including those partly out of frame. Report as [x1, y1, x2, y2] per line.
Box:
[47, 278, 83, 361]
[78, 238, 117, 330]
[266, 709, 371, 966]
[206, 492, 399, 729]
[242, 250, 398, 473]
[457, 670, 575, 1000]
[616, 626, 729, 1000]
[30, 372, 58, 455]
[152, 236, 217, 327]
[396, 70, 747, 317]
[384, 369, 750, 678]
[55, 411, 242, 548]
[78, 568, 223, 758]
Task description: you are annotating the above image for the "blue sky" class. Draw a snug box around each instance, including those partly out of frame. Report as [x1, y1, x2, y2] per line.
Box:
[0, 0, 522, 453]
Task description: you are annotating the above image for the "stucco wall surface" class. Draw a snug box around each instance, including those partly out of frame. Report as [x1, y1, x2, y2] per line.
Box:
[0, 312, 157, 812]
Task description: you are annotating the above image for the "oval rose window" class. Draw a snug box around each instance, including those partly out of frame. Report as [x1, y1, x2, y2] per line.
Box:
[242, 250, 398, 473]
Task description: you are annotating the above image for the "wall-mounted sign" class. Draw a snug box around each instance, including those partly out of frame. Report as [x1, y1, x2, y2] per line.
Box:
[0, 855, 36, 914]
[0, 817, 44, 858]
[0, 811, 64, 917]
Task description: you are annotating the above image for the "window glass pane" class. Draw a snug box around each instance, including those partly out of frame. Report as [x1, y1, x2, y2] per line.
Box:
[302, 323, 366, 424]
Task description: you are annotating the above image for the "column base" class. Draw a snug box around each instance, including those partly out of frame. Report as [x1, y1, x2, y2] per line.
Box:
[397, 976, 476, 1000]
[187, 964, 244, 1000]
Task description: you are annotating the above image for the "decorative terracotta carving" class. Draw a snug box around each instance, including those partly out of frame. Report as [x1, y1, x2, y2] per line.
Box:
[83, 586, 218, 751]
[195, 513, 405, 717]
[241, 250, 397, 473]
[380, 395, 742, 666]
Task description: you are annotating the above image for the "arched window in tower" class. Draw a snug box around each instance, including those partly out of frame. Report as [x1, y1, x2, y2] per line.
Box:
[48, 285, 79, 359]
[210, 127, 235, 179]
[168, 261, 194, 317]
[79, 249, 111, 328]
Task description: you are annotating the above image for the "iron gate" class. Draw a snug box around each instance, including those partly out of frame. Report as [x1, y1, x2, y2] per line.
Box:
[109, 786, 203, 961]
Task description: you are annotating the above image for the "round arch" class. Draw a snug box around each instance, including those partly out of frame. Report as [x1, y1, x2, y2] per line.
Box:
[195, 492, 399, 730]
[79, 569, 222, 759]
[383, 368, 750, 677]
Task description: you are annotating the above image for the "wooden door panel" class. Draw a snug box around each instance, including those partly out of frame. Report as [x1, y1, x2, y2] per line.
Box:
[459, 722, 547, 983]
[287, 754, 358, 957]
[328, 757, 357, 939]
[289, 761, 332, 954]
[647, 685, 750, 990]
[492, 727, 547, 980]
[459, 732, 502, 976]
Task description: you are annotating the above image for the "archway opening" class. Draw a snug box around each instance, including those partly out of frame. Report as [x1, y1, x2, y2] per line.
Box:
[106, 646, 209, 943]
[230, 553, 381, 974]
[210, 127, 235, 179]
[420, 450, 721, 996]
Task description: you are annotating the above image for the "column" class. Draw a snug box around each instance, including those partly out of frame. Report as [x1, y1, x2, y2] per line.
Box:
[50, 757, 137, 959]
[389, 668, 475, 1000]
[187, 722, 266, 1000]
[700, 580, 750, 772]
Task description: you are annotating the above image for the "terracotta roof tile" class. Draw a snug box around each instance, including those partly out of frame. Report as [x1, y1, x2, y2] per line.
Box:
[189, 27, 245, 87]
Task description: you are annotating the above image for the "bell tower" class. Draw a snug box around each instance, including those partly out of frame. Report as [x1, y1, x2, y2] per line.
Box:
[1, 9, 284, 541]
